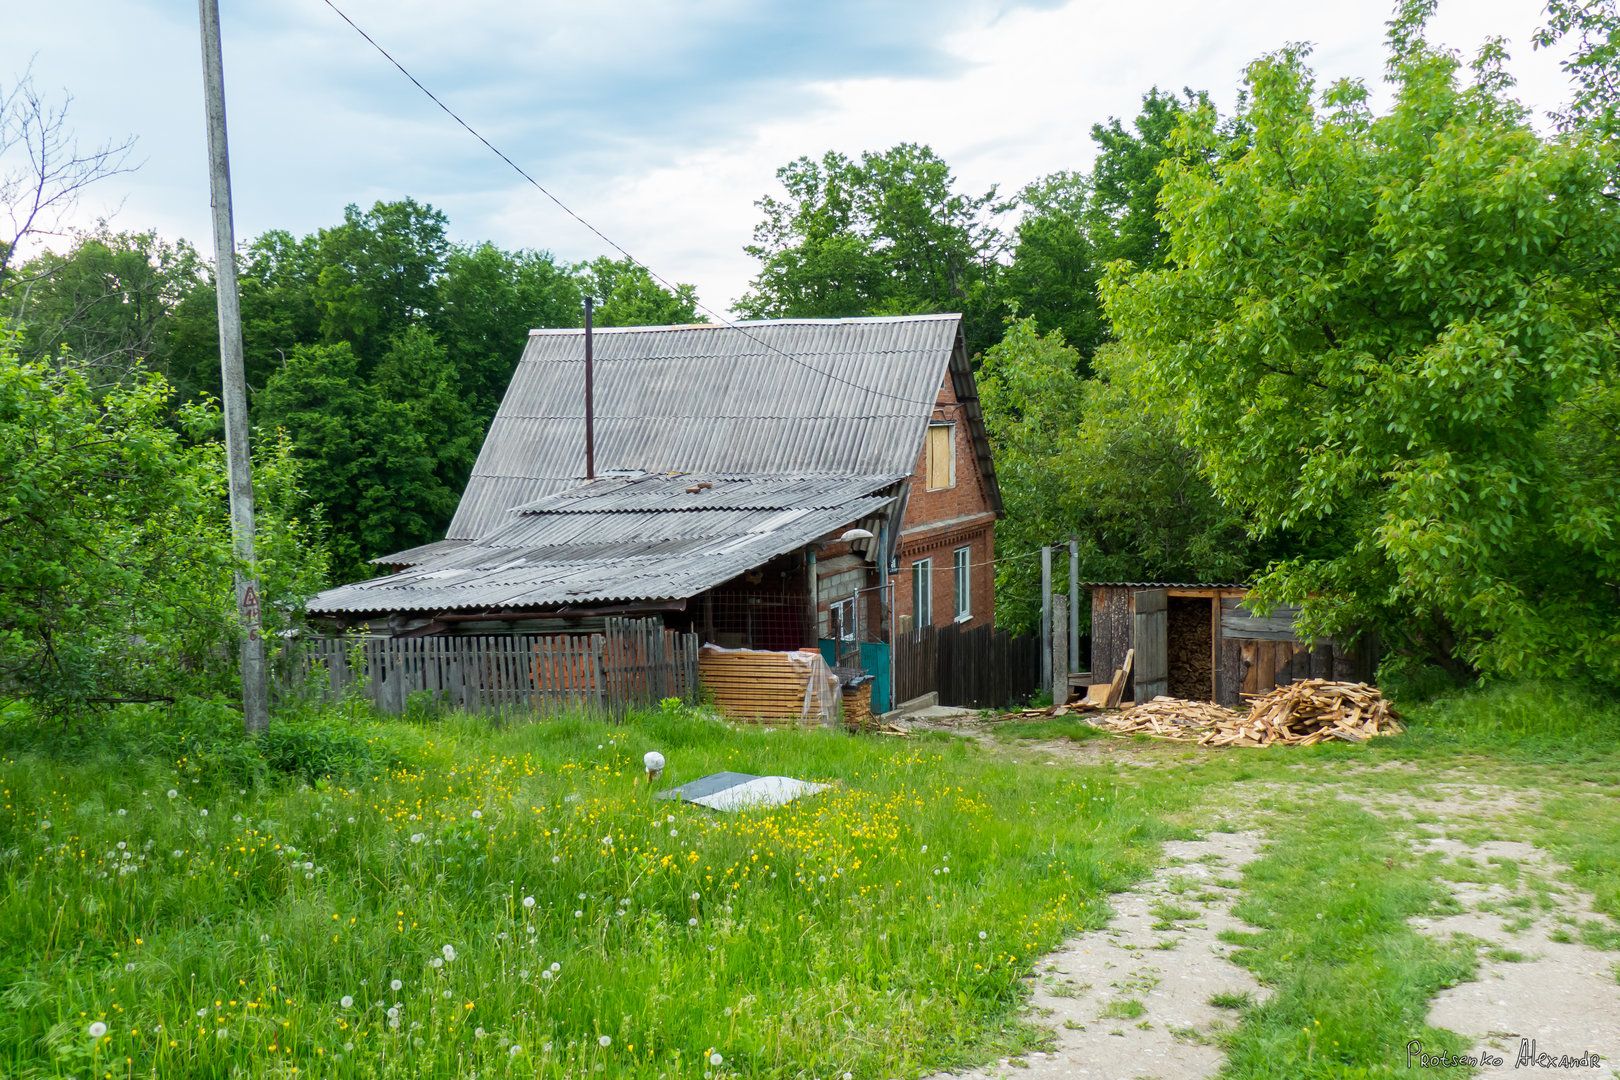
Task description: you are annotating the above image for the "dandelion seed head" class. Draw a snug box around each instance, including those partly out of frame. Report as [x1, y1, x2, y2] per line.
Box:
[340, 995, 353, 1008]
[390, 979, 403, 991]
[88, 1021, 107, 1039]
[523, 895, 535, 908]
[598, 1035, 612, 1047]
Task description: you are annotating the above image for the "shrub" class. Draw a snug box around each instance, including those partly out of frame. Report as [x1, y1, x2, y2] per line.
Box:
[257, 718, 411, 783]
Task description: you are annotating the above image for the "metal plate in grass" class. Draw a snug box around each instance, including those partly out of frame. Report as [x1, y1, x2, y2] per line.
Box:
[658, 772, 829, 812]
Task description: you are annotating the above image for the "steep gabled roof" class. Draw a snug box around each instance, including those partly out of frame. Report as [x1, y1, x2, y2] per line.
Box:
[439, 313, 1001, 543]
[310, 473, 901, 616]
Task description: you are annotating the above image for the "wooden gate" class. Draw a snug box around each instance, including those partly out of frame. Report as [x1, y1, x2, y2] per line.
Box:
[892, 623, 1042, 709]
[1132, 588, 1169, 701]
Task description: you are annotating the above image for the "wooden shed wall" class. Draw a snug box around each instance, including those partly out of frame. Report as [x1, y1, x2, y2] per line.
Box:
[1089, 586, 1372, 706]
[1090, 588, 1136, 701]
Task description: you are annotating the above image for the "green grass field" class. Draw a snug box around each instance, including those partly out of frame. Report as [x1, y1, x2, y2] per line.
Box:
[0, 702, 1186, 1078]
[2, 682, 1617, 1078]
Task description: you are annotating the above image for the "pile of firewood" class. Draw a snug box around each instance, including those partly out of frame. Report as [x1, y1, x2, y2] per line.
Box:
[1101, 697, 1242, 738]
[1220, 679, 1402, 747]
[1091, 680, 1401, 748]
[1003, 701, 1100, 720]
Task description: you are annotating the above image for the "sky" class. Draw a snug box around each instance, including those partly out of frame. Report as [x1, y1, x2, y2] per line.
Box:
[3, 0, 1577, 315]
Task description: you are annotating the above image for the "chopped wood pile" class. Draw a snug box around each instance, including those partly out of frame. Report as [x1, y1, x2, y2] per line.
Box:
[1232, 679, 1403, 746]
[1002, 701, 1100, 720]
[840, 681, 875, 731]
[1101, 696, 1241, 738]
[1092, 680, 1401, 748]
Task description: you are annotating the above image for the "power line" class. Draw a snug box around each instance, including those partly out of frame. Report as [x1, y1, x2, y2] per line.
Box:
[317, 0, 939, 408]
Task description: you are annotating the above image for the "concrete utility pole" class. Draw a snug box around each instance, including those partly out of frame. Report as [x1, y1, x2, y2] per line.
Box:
[1040, 545, 1053, 693]
[1068, 538, 1080, 673]
[198, 0, 268, 734]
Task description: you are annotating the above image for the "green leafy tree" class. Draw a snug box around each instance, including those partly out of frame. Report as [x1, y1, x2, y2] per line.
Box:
[999, 173, 1104, 358]
[7, 229, 207, 387]
[436, 243, 581, 415]
[311, 199, 450, 366]
[258, 338, 468, 577]
[1003, 90, 1217, 366]
[979, 319, 1261, 632]
[1103, 3, 1620, 684]
[0, 327, 326, 718]
[738, 144, 1006, 353]
[579, 256, 702, 329]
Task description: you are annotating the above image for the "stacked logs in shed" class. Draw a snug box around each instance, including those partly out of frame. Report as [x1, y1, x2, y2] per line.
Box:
[1167, 597, 1214, 700]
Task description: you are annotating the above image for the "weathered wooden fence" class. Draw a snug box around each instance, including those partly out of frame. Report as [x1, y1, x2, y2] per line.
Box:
[893, 623, 1044, 709]
[285, 617, 699, 716]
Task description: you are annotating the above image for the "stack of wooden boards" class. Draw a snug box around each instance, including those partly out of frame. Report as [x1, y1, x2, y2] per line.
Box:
[1096, 680, 1401, 747]
[697, 646, 840, 726]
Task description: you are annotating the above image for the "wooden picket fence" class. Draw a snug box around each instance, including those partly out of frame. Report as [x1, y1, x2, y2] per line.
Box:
[285, 617, 699, 716]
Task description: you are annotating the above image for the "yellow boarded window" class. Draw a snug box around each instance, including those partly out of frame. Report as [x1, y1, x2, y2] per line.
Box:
[926, 423, 955, 490]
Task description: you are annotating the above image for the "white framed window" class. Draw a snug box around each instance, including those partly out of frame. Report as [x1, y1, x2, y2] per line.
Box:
[912, 558, 933, 627]
[829, 596, 857, 643]
[925, 422, 956, 490]
[953, 546, 972, 622]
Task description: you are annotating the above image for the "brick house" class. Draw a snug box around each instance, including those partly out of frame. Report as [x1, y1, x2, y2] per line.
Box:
[892, 370, 998, 635]
[309, 313, 1002, 710]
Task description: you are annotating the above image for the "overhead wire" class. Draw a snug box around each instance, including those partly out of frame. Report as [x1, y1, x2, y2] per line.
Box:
[317, 0, 940, 408]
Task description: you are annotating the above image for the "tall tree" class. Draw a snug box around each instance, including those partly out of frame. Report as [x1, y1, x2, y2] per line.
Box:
[978, 320, 1263, 632]
[580, 256, 702, 329]
[1002, 89, 1214, 365]
[998, 173, 1103, 358]
[738, 144, 1006, 353]
[1103, 2, 1620, 685]
[436, 243, 580, 415]
[310, 198, 450, 368]
[257, 340, 461, 578]
[8, 229, 207, 387]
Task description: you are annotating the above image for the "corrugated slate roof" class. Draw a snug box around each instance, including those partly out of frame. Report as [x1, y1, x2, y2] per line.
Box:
[441, 314, 992, 541]
[310, 473, 900, 616]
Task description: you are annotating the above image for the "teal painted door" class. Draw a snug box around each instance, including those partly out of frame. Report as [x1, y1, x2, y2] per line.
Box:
[860, 642, 891, 713]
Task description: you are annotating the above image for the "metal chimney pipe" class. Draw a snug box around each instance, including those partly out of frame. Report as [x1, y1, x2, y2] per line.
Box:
[583, 295, 595, 480]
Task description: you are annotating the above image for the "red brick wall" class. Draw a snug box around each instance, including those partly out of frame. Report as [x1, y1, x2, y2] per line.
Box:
[893, 373, 997, 631]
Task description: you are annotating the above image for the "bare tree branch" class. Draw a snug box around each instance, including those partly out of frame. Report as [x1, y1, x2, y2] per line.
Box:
[0, 64, 138, 295]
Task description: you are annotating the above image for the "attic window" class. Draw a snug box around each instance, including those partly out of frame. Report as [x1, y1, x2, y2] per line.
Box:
[925, 423, 955, 491]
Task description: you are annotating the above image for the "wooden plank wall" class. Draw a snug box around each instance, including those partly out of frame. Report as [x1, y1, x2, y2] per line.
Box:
[892, 623, 1043, 709]
[287, 619, 700, 717]
[1132, 589, 1169, 700]
[1089, 588, 1134, 699]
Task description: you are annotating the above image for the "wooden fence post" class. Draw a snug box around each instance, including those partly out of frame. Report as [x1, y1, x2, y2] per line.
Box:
[1051, 594, 1068, 706]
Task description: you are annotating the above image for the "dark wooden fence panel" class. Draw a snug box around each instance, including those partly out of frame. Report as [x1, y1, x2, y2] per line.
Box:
[892, 623, 1042, 710]
[286, 619, 699, 717]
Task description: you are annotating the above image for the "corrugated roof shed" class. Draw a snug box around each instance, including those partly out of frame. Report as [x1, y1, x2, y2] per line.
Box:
[309, 473, 901, 616]
[436, 314, 999, 543]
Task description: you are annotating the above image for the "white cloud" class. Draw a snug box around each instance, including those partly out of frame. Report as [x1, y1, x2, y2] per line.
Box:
[4, 0, 1575, 315]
